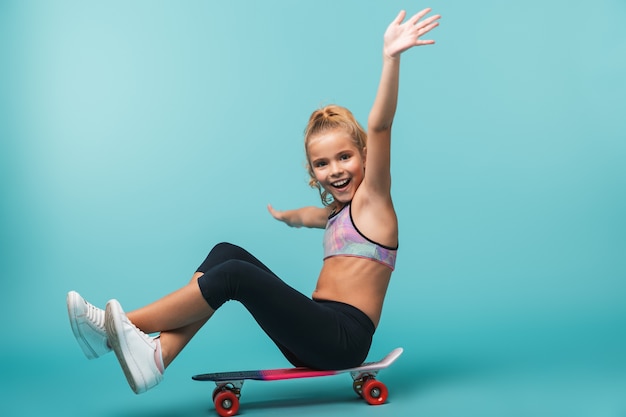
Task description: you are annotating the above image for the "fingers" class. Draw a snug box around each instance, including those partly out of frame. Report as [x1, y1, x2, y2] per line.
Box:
[416, 38, 436, 46]
[418, 19, 440, 37]
[415, 22, 440, 46]
[393, 9, 407, 24]
[408, 7, 432, 25]
[267, 204, 279, 218]
[408, 9, 440, 44]
[268, 204, 289, 224]
[420, 14, 441, 29]
[406, 8, 440, 31]
[389, 8, 441, 36]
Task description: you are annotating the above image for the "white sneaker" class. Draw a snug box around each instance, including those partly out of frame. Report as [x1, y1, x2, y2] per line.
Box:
[67, 291, 111, 359]
[105, 299, 163, 394]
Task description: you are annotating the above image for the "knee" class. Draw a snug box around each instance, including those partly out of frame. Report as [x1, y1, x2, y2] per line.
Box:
[209, 242, 243, 259]
[213, 242, 237, 251]
[213, 258, 249, 277]
[198, 258, 246, 280]
[197, 242, 243, 274]
[198, 259, 261, 293]
[196, 259, 253, 309]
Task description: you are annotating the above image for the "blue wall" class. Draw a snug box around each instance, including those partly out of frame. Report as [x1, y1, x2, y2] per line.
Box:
[1, 1, 625, 416]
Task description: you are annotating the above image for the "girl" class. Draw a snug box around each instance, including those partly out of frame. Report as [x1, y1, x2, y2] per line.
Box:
[67, 7, 440, 394]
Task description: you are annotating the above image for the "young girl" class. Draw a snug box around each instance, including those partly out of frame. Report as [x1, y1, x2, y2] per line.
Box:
[67, 7, 440, 394]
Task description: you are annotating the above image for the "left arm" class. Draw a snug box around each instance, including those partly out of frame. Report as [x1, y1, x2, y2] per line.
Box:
[267, 204, 331, 229]
[364, 8, 441, 195]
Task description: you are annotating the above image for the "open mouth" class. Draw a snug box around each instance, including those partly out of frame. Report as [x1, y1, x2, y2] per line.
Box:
[331, 179, 350, 189]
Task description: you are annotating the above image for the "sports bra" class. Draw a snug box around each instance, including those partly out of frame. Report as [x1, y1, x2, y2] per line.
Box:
[323, 204, 398, 270]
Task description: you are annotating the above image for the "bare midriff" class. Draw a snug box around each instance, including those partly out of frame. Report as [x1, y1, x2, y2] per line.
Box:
[312, 256, 392, 328]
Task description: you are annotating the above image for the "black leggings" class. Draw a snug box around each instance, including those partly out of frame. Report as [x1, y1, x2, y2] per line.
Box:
[196, 242, 375, 370]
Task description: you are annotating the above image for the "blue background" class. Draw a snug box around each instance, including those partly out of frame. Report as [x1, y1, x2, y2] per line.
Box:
[1, 1, 625, 416]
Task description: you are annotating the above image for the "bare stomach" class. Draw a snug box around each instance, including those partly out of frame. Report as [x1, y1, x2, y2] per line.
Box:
[312, 256, 392, 328]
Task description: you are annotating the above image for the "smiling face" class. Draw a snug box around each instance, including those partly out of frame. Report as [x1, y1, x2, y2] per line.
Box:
[307, 128, 366, 205]
[303, 105, 368, 206]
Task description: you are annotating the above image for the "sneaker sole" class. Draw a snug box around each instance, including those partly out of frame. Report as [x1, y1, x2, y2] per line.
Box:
[105, 300, 144, 394]
[67, 291, 99, 360]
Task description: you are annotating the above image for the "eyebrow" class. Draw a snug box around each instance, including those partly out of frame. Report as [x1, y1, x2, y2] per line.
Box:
[312, 149, 354, 159]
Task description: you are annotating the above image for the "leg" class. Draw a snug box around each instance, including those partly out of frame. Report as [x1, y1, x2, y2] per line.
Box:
[198, 258, 375, 370]
[125, 243, 271, 367]
[126, 273, 214, 334]
[128, 272, 211, 368]
[68, 242, 275, 393]
[105, 271, 217, 394]
[67, 282, 211, 367]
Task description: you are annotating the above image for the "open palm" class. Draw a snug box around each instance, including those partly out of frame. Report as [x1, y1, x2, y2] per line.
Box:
[384, 8, 441, 58]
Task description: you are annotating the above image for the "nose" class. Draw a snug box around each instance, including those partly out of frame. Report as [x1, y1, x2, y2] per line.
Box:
[329, 161, 343, 176]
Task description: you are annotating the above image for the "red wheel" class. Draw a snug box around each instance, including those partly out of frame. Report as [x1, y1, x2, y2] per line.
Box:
[361, 379, 388, 405]
[212, 387, 221, 402]
[214, 390, 240, 417]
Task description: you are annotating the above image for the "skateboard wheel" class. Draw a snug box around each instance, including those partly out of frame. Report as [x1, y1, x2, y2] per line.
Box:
[214, 390, 240, 417]
[212, 387, 222, 402]
[361, 379, 388, 406]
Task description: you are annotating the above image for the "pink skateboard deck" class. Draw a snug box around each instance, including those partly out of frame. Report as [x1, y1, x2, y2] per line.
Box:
[192, 347, 403, 416]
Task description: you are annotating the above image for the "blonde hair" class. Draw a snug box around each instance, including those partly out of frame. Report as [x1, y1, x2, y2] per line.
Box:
[304, 105, 367, 206]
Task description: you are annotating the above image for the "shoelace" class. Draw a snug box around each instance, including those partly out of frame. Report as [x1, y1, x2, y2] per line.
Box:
[86, 302, 106, 331]
[122, 314, 155, 344]
[133, 322, 155, 344]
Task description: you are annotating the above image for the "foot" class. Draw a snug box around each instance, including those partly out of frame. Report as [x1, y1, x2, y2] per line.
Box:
[67, 291, 111, 359]
[105, 299, 163, 394]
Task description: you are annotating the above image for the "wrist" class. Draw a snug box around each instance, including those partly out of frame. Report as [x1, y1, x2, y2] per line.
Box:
[382, 50, 401, 63]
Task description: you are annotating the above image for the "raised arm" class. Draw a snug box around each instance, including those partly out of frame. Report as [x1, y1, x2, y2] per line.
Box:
[364, 8, 440, 194]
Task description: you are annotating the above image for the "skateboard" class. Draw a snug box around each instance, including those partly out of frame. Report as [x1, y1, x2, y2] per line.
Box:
[192, 347, 403, 417]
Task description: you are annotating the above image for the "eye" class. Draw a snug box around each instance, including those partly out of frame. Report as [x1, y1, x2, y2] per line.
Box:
[313, 160, 327, 168]
[339, 153, 351, 161]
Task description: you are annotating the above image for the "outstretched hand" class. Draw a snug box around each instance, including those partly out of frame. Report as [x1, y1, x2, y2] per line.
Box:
[268, 204, 286, 222]
[267, 204, 300, 228]
[384, 8, 441, 58]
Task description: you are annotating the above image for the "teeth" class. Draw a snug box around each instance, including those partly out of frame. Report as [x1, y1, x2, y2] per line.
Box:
[333, 179, 349, 187]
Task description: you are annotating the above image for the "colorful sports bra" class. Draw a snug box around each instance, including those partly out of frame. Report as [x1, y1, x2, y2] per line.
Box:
[323, 204, 398, 270]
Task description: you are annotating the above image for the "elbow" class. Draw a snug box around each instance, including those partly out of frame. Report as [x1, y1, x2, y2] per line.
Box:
[368, 121, 393, 134]
[368, 113, 394, 133]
